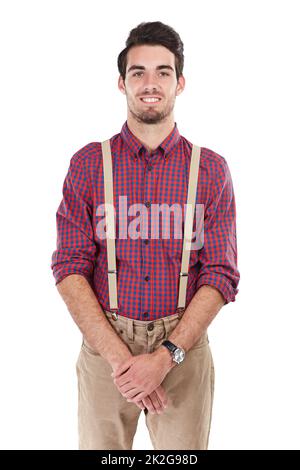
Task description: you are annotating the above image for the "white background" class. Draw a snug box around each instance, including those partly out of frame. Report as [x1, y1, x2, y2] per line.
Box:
[1, 0, 299, 450]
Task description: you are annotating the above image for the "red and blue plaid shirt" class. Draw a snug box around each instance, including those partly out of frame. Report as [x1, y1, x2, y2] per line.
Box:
[51, 121, 240, 320]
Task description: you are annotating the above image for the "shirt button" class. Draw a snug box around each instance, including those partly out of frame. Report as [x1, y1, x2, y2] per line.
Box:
[143, 312, 149, 318]
[145, 201, 151, 208]
[144, 239, 149, 245]
[145, 275, 150, 281]
[147, 323, 154, 331]
[147, 165, 152, 171]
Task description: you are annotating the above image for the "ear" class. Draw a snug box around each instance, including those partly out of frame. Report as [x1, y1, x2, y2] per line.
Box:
[176, 75, 185, 96]
[118, 75, 126, 95]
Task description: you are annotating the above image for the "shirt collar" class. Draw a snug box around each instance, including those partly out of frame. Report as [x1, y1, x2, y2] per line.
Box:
[120, 120, 181, 161]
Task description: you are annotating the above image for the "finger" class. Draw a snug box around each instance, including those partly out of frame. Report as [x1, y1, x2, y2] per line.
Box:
[121, 388, 139, 399]
[149, 391, 163, 413]
[119, 384, 136, 394]
[126, 389, 148, 401]
[112, 364, 131, 379]
[114, 379, 132, 388]
[114, 370, 133, 385]
[112, 358, 135, 378]
[127, 397, 144, 411]
[142, 396, 155, 414]
[136, 400, 145, 410]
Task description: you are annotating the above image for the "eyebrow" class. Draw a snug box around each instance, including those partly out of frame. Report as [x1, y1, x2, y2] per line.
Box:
[127, 65, 175, 73]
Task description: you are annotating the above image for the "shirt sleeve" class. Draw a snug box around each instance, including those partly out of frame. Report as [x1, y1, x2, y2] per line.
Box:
[50, 152, 96, 286]
[196, 157, 240, 304]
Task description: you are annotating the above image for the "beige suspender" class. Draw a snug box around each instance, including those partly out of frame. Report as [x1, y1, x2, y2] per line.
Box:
[101, 140, 119, 312]
[101, 140, 201, 315]
[177, 144, 201, 311]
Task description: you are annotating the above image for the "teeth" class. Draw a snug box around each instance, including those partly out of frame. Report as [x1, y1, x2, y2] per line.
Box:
[141, 98, 160, 102]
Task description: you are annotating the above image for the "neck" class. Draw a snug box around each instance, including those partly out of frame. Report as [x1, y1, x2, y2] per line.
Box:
[126, 115, 175, 153]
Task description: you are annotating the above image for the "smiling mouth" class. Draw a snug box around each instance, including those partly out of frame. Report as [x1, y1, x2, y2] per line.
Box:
[140, 97, 162, 104]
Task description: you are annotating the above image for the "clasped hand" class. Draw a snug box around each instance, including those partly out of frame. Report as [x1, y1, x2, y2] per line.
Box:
[111, 352, 169, 405]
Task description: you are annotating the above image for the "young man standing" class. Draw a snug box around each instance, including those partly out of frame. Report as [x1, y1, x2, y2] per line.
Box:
[51, 21, 240, 450]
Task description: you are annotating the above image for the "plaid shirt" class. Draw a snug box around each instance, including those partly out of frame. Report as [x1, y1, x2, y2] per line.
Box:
[51, 121, 240, 320]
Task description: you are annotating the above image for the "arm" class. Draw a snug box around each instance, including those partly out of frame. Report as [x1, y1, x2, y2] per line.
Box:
[153, 285, 225, 369]
[51, 152, 132, 368]
[57, 274, 132, 369]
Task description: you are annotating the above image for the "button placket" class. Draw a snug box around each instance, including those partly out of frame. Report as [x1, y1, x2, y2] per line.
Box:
[141, 149, 153, 319]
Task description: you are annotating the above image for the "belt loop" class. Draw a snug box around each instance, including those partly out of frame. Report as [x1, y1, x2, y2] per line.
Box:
[127, 318, 134, 342]
[162, 316, 172, 338]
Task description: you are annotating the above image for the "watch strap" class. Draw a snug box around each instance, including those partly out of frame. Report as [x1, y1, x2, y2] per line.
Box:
[161, 340, 178, 354]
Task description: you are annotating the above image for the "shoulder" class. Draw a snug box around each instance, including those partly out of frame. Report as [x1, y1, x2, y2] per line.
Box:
[70, 142, 102, 169]
[181, 139, 233, 204]
[200, 146, 227, 168]
[69, 132, 120, 169]
[182, 137, 227, 169]
[200, 147, 230, 184]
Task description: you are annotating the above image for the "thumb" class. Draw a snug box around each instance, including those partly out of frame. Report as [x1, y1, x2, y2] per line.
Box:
[111, 359, 132, 378]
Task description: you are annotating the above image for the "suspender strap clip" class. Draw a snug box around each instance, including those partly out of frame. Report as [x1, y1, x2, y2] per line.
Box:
[109, 308, 119, 320]
[176, 307, 185, 312]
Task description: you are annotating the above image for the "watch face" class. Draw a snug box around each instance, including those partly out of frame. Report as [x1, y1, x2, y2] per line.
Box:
[174, 348, 185, 363]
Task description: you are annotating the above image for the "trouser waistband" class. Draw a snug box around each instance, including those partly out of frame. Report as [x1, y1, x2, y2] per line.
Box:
[103, 310, 184, 341]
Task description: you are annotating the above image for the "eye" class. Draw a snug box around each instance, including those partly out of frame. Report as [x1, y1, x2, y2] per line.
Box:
[132, 71, 170, 77]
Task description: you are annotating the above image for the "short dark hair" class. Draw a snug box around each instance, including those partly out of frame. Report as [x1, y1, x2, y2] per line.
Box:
[117, 21, 184, 81]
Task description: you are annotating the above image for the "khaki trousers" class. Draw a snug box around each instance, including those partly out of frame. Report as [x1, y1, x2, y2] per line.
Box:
[76, 310, 215, 450]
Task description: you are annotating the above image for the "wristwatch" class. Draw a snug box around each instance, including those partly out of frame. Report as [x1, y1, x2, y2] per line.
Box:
[161, 340, 185, 364]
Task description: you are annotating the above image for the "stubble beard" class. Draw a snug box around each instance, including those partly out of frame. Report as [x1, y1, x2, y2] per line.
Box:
[128, 95, 175, 125]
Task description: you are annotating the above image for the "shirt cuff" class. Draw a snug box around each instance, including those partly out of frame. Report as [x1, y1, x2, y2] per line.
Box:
[196, 274, 239, 305]
[52, 267, 93, 286]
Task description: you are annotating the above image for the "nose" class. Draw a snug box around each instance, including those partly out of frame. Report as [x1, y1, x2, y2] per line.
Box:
[142, 72, 160, 91]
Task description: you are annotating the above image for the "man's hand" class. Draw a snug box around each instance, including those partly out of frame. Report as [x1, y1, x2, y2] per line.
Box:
[111, 350, 171, 414]
[111, 349, 173, 403]
[138, 385, 169, 414]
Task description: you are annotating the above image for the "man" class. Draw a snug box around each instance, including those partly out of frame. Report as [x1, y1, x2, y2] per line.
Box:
[51, 21, 240, 450]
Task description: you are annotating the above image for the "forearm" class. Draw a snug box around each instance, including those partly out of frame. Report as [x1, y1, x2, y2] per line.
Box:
[56, 274, 132, 370]
[154, 285, 225, 368]
[169, 284, 225, 348]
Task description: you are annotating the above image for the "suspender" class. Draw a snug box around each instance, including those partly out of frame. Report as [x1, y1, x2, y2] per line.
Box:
[101, 140, 201, 315]
[101, 140, 119, 312]
[177, 143, 201, 311]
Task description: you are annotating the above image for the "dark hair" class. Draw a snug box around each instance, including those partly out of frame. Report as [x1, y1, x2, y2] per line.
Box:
[117, 21, 184, 81]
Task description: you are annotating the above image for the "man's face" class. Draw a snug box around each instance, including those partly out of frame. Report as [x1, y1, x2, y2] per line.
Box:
[118, 45, 185, 124]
